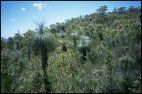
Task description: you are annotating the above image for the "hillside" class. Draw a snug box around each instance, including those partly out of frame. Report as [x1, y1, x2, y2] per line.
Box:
[1, 5, 141, 93]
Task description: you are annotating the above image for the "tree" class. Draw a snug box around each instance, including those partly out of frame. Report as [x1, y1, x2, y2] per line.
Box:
[50, 24, 57, 36]
[33, 22, 56, 93]
[128, 6, 140, 13]
[60, 22, 66, 31]
[22, 30, 35, 62]
[13, 30, 23, 50]
[95, 24, 104, 40]
[59, 31, 67, 52]
[117, 7, 126, 13]
[96, 5, 108, 15]
[71, 30, 78, 49]
[78, 36, 91, 61]
[1, 37, 7, 49]
[96, 5, 108, 25]
[113, 7, 118, 13]
[7, 37, 14, 50]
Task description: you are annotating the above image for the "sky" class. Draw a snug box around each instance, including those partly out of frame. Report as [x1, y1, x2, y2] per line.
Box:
[1, 1, 141, 39]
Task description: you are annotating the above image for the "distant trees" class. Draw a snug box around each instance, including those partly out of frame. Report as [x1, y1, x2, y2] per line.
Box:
[112, 6, 141, 14]
[50, 24, 57, 36]
[7, 37, 14, 49]
[1, 5, 141, 93]
[117, 7, 126, 13]
[96, 5, 108, 25]
[96, 5, 108, 15]
[128, 6, 141, 13]
[13, 30, 23, 50]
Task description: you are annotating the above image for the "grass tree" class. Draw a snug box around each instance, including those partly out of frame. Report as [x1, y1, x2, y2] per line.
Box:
[33, 22, 56, 93]
[59, 31, 66, 39]
[59, 31, 67, 52]
[78, 35, 91, 61]
[95, 24, 104, 40]
[14, 30, 23, 50]
[71, 30, 78, 49]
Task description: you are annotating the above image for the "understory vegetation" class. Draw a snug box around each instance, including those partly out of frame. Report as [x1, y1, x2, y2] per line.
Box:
[1, 6, 141, 93]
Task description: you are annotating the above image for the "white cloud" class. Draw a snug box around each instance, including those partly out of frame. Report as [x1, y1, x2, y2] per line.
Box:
[21, 8, 26, 11]
[10, 18, 16, 21]
[33, 3, 47, 10]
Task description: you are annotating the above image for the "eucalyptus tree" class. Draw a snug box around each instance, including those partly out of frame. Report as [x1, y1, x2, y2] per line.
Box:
[117, 7, 126, 13]
[33, 22, 56, 93]
[60, 22, 66, 32]
[96, 5, 108, 25]
[128, 6, 137, 13]
[7, 37, 14, 50]
[22, 30, 35, 62]
[56, 22, 61, 33]
[50, 24, 57, 36]
[71, 30, 78, 49]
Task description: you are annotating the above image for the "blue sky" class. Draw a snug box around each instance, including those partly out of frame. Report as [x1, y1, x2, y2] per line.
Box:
[1, 1, 141, 39]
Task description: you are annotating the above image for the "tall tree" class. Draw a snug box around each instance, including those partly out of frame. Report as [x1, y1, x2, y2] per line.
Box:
[71, 30, 78, 49]
[14, 30, 23, 50]
[33, 22, 56, 93]
[78, 36, 91, 61]
[96, 5, 108, 15]
[117, 7, 126, 13]
[7, 37, 14, 50]
[23, 30, 35, 62]
[96, 5, 108, 25]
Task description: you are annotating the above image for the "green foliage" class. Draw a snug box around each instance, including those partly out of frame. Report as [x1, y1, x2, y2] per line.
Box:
[1, 48, 28, 93]
[1, 5, 141, 93]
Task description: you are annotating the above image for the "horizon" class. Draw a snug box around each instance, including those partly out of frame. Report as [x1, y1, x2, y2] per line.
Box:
[1, 1, 141, 39]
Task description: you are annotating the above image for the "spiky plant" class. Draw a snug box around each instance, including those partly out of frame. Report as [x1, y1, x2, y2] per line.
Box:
[33, 22, 56, 93]
[14, 30, 23, 50]
[59, 31, 67, 52]
[77, 35, 91, 61]
[71, 30, 78, 49]
[59, 31, 66, 38]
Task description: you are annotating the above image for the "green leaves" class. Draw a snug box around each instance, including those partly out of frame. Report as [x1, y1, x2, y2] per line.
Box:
[1, 5, 141, 93]
[33, 28, 56, 52]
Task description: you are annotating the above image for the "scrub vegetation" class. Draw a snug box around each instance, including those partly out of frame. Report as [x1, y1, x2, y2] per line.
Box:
[1, 6, 141, 93]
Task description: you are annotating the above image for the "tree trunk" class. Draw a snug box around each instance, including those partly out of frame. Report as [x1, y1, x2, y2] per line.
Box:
[62, 43, 67, 52]
[82, 48, 87, 60]
[28, 43, 31, 62]
[73, 38, 76, 49]
[41, 48, 51, 93]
